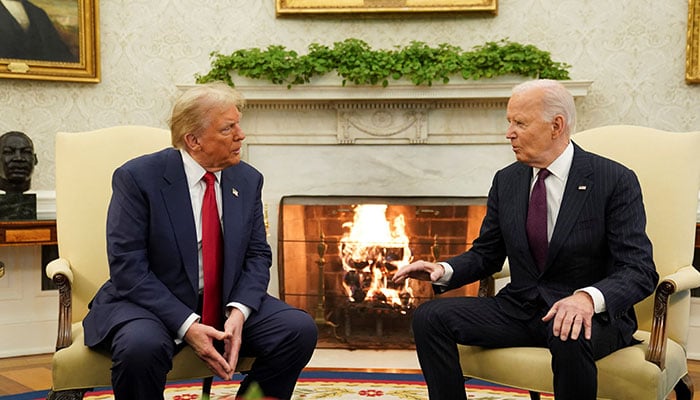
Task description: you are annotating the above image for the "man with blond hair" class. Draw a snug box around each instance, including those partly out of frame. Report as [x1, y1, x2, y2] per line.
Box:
[83, 82, 317, 400]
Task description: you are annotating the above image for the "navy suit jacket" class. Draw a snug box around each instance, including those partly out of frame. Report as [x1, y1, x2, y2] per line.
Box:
[441, 142, 659, 339]
[83, 148, 278, 347]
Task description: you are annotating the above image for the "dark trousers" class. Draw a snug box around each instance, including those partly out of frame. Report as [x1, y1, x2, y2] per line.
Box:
[412, 296, 628, 400]
[104, 296, 317, 400]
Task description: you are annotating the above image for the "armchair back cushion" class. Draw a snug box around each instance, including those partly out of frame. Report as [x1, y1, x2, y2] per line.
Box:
[572, 125, 700, 346]
[55, 126, 172, 322]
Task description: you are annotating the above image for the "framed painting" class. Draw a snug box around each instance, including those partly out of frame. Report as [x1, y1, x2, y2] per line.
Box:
[687, 0, 700, 83]
[276, 0, 498, 16]
[0, 0, 99, 83]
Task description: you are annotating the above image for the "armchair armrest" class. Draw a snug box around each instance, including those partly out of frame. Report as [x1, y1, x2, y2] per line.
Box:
[46, 257, 74, 282]
[46, 258, 74, 350]
[661, 265, 700, 292]
[646, 265, 700, 370]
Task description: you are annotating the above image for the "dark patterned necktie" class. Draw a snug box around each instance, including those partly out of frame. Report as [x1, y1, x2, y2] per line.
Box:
[526, 169, 550, 271]
[201, 172, 223, 329]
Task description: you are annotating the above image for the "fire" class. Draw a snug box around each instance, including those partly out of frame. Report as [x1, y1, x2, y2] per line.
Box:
[339, 204, 414, 309]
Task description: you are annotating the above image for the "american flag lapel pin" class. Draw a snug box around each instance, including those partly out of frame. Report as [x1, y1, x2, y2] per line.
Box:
[232, 188, 239, 197]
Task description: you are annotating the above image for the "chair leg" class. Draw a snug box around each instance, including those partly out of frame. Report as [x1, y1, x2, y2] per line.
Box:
[528, 391, 541, 400]
[46, 389, 90, 400]
[673, 373, 694, 400]
[201, 376, 214, 400]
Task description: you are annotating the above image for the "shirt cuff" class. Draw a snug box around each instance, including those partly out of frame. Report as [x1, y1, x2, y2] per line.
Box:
[226, 302, 252, 321]
[434, 262, 453, 286]
[575, 287, 607, 314]
[176, 312, 200, 343]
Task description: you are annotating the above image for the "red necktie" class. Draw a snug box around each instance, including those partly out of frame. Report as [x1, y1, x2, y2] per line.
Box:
[526, 168, 550, 271]
[201, 172, 223, 329]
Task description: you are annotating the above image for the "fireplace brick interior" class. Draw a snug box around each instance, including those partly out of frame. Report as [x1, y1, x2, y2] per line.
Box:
[278, 196, 486, 349]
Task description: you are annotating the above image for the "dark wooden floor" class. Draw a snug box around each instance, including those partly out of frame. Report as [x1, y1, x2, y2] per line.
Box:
[0, 353, 699, 398]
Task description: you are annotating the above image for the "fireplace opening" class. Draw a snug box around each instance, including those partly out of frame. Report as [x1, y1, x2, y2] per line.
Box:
[278, 195, 487, 350]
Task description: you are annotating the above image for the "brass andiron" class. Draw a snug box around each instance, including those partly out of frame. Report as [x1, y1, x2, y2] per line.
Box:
[315, 232, 341, 339]
[430, 234, 440, 262]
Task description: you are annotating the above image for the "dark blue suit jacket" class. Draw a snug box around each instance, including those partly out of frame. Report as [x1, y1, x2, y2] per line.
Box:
[441, 142, 658, 339]
[84, 148, 280, 347]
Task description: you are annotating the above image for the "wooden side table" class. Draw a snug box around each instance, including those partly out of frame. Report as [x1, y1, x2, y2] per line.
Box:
[0, 219, 57, 247]
[0, 219, 57, 283]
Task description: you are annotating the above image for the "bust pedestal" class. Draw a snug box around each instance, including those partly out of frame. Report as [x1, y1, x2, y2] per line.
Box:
[0, 193, 37, 220]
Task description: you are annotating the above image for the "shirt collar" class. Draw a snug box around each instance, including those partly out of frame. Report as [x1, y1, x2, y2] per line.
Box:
[533, 140, 574, 181]
[179, 148, 221, 188]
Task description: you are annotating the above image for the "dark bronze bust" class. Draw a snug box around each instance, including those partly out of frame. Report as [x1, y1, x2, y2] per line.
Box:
[0, 131, 38, 220]
[0, 131, 37, 193]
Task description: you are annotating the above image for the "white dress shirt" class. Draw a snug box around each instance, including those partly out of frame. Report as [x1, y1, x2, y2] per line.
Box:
[177, 149, 251, 340]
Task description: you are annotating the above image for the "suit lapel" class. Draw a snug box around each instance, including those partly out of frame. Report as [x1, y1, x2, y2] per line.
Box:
[546, 144, 593, 270]
[161, 150, 200, 293]
[511, 164, 543, 274]
[0, 5, 24, 36]
[221, 167, 245, 299]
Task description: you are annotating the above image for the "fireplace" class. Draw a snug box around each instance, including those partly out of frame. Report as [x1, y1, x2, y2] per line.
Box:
[278, 195, 486, 349]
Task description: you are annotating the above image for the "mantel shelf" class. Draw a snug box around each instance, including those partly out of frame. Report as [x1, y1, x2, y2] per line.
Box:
[178, 78, 592, 147]
[178, 79, 593, 102]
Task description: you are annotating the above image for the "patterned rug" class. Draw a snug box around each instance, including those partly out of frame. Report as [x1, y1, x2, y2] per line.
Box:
[3, 371, 553, 400]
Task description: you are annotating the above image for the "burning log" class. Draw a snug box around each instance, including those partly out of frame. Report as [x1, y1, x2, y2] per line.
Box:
[338, 204, 416, 311]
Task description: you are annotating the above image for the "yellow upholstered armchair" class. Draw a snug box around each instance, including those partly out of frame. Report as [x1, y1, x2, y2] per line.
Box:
[46, 126, 254, 399]
[460, 125, 700, 400]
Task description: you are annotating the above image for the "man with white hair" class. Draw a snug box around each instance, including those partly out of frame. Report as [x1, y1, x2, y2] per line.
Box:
[394, 79, 658, 399]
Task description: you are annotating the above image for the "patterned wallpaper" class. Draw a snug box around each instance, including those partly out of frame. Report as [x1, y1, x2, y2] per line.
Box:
[0, 0, 698, 191]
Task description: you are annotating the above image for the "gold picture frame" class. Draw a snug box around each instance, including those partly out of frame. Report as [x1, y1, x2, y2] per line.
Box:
[276, 0, 497, 16]
[687, 0, 700, 83]
[0, 0, 100, 83]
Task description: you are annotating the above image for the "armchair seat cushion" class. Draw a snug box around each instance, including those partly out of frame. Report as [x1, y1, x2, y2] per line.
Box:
[52, 322, 255, 391]
[459, 331, 687, 400]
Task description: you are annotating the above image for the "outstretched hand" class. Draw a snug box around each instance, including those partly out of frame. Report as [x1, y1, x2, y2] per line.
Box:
[392, 260, 445, 284]
[184, 322, 234, 380]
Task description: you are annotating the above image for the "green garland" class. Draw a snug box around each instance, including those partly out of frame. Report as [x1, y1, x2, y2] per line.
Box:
[195, 38, 571, 89]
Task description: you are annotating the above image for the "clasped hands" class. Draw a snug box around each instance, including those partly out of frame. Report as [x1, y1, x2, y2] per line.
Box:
[184, 308, 245, 380]
[392, 260, 595, 341]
